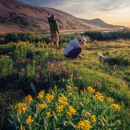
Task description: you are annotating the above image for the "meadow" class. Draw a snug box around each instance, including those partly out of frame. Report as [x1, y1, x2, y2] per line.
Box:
[0, 31, 130, 130]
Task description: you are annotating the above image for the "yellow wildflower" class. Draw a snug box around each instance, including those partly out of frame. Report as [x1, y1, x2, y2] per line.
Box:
[54, 85, 57, 90]
[94, 92, 104, 102]
[14, 103, 26, 115]
[20, 124, 25, 130]
[38, 103, 46, 110]
[25, 95, 33, 104]
[66, 106, 76, 117]
[107, 97, 114, 103]
[46, 112, 52, 118]
[68, 92, 72, 96]
[58, 95, 68, 106]
[25, 115, 34, 125]
[87, 86, 95, 94]
[117, 120, 121, 124]
[37, 90, 45, 99]
[56, 105, 64, 113]
[74, 86, 78, 90]
[68, 106, 76, 115]
[77, 119, 92, 130]
[91, 115, 97, 123]
[110, 104, 120, 111]
[66, 85, 71, 90]
[45, 94, 54, 103]
[66, 111, 72, 117]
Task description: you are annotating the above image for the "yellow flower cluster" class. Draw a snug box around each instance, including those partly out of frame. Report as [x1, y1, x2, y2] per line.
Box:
[74, 86, 78, 90]
[25, 95, 33, 104]
[37, 90, 45, 99]
[56, 105, 64, 113]
[107, 97, 114, 103]
[0, 55, 9, 59]
[25, 115, 34, 125]
[54, 85, 57, 90]
[110, 104, 120, 111]
[117, 120, 121, 124]
[91, 115, 97, 123]
[68, 92, 72, 96]
[38, 103, 46, 110]
[94, 92, 104, 102]
[77, 119, 92, 130]
[46, 112, 52, 118]
[14, 103, 26, 114]
[58, 95, 68, 106]
[45, 94, 54, 103]
[20, 124, 25, 130]
[66, 106, 76, 117]
[87, 86, 95, 94]
[12, 85, 121, 130]
[66, 85, 71, 90]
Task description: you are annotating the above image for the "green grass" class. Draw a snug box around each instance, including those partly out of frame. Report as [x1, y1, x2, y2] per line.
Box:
[0, 40, 130, 129]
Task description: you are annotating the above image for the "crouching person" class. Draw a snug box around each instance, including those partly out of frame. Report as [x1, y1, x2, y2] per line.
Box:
[64, 37, 86, 59]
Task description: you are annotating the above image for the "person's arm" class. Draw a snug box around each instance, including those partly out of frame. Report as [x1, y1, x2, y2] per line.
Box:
[79, 54, 83, 58]
[55, 21, 60, 35]
[48, 17, 51, 23]
[79, 54, 86, 59]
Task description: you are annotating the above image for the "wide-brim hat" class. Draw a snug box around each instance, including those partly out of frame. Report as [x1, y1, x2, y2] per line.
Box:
[80, 37, 86, 44]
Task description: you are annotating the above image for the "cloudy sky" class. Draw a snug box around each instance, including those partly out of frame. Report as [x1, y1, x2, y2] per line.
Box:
[19, 0, 130, 27]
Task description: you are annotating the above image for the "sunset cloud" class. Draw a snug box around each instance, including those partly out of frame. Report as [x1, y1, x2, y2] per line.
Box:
[19, 0, 130, 12]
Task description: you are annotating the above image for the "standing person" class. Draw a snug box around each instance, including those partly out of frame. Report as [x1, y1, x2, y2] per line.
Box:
[64, 37, 86, 59]
[48, 14, 60, 50]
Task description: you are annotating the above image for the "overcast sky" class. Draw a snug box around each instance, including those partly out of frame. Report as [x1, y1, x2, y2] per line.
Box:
[19, 0, 130, 27]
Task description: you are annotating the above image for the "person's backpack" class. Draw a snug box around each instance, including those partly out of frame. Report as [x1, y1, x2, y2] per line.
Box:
[48, 17, 56, 23]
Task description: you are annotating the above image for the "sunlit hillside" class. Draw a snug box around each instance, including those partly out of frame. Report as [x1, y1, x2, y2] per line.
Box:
[0, 0, 124, 34]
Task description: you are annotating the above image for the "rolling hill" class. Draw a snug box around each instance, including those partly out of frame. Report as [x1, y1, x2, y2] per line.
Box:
[0, 0, 124, 34]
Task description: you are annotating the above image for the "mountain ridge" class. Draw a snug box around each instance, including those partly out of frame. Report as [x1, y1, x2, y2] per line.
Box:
[0, 0, 124, 34]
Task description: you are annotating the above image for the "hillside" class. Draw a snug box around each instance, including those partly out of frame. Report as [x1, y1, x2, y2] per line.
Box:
[81, 18, 122, 29]
[0, 0, 124, 34]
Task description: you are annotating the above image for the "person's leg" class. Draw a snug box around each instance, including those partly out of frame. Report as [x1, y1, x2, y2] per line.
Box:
[68, 47, 82, 59]
[54, 34, 59, 50]
[50, 34, 54, 48]
[64, 55, 69, 58]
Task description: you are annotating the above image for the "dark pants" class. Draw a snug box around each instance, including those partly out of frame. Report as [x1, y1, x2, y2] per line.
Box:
[64, 47, 82, 59]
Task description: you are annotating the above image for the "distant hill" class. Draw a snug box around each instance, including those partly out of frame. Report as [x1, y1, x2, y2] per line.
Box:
[81, 18, 122, 29]
[0, 0, 124, 34]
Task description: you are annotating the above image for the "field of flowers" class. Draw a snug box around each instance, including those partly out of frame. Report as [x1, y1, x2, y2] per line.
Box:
[0, 38, 130, 130]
